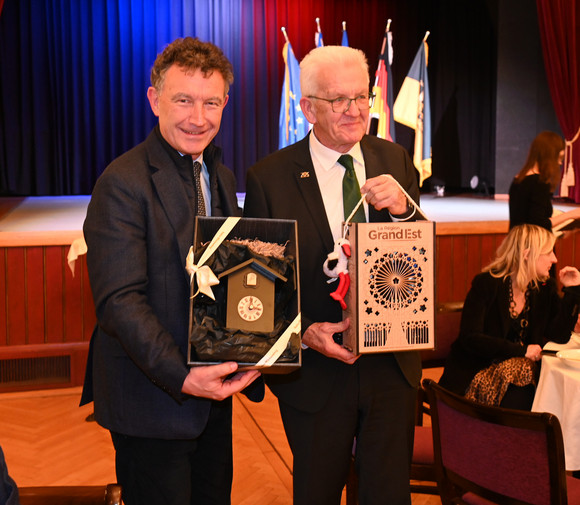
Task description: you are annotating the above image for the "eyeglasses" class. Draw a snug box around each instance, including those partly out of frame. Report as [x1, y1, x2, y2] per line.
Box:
[307, 93, 376, 113]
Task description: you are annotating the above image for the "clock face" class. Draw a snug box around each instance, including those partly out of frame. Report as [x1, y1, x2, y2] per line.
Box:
[237, 295, 264, 322]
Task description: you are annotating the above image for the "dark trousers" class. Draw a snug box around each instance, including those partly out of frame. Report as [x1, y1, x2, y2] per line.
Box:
[111, 399, 232, 505]
[279, 354, 416, 505]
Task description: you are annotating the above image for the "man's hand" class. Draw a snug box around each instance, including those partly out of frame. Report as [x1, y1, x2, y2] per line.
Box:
[181, 362, 261, 401]
[302, 318, 359, 364]
[360, 174, 408, 215]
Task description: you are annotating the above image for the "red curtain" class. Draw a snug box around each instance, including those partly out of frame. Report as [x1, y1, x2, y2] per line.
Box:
[537, 0, 580, 202]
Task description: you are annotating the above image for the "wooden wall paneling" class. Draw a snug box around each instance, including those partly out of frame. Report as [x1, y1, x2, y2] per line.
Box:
[64, 250, 84, 343]
[479, 234, 498, 275]
[430, 236, 458, 365]
[0, 248, 7, 345]
[25, 246, 46, 345]
[5, 248, 27, 346]
[465, 236, 484, 292]
[44, 247, 65, 344]
[449, 235, 467, 302]
[572, 232, 580, 266]
[436, 236, 454, 303]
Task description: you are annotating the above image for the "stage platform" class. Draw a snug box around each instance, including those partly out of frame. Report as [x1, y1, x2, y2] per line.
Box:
[1, 193, 578, 245]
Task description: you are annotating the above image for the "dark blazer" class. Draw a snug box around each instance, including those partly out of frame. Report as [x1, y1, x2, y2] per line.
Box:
[244, 133, 422, 413]
[439, 272, 580, 395]
[81, 127, 242, 439]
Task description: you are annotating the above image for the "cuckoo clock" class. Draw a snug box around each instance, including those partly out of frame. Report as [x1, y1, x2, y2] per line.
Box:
[219, 259, 287, 333]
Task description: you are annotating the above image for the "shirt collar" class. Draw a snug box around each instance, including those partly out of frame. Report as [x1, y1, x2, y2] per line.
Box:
[180, 152, 204, 167]
[309, 131, 364, 171]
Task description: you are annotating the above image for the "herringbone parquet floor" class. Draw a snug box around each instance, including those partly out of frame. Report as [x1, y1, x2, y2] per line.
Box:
[0, 385, 441, 505]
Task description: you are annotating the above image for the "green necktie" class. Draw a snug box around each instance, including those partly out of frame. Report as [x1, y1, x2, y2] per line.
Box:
[338, 154, 366, 223]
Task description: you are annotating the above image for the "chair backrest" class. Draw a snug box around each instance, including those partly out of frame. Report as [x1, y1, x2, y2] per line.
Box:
[18, 484, 122, 505]
[423, 379, 569, 505]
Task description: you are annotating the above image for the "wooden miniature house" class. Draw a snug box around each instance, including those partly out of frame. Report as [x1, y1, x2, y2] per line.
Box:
[218, 258, 288, 333]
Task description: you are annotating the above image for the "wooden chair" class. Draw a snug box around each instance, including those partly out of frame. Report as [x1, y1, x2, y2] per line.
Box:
[17, 483, 122, 505]
[423, 378, 580, 505]
[408, 300, 464, 495]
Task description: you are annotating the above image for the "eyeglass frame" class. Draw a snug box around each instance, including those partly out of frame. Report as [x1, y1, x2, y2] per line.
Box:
[307, 93, 376, 113]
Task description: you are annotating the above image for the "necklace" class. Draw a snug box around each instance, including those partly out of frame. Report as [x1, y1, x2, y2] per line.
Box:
[508, 277, 530, 342]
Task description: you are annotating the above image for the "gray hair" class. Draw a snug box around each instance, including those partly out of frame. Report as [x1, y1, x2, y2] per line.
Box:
[300, 45, 370, 97]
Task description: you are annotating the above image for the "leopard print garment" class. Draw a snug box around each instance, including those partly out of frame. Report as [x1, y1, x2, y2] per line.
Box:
[465, 357, 539, 406]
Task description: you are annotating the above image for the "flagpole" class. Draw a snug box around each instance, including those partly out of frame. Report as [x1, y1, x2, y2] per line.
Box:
[316, 17, 322, 33]
[380, 19, 391, 54]
[281, 26, 289, 44]
[366, 20, 392, 135]
[423, 31, 430, 65]
[342, 21, 346, 31]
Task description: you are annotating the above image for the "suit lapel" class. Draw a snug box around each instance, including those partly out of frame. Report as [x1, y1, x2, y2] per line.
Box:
[146, 134, 194, 274]
[290, 137, 335, 251]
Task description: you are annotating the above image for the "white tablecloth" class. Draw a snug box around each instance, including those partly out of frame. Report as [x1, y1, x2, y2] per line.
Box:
[532, 336, 580, 471]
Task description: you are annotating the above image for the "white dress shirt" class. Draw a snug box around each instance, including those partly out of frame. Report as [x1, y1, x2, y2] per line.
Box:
[308, 132, 368, 242]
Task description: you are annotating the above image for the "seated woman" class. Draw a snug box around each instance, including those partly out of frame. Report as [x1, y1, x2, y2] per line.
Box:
[439, 224, 580, 410]
[509, 131, 580, 232]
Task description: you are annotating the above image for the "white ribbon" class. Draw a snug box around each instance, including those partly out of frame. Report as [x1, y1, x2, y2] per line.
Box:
[185, 250, 219, 299]
[186, 217, 241, 300]
[256, 314, 302, 368]
[341, 174, 428, 238]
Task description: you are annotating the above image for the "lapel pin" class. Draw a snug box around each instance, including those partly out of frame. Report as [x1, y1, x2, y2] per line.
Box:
[300, 171, 310, 178]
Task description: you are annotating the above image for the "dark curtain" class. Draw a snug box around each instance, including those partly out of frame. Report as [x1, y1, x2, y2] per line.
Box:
[0, 0, 495, 196]
[537, 0, 580, 203]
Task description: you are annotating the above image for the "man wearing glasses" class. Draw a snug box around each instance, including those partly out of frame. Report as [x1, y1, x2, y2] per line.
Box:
[244, 45, 421, 505]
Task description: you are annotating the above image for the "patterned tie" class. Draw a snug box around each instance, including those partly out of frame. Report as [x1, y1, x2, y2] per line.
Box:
[338, 154, 365, 223]
[193, 161, 206, 216]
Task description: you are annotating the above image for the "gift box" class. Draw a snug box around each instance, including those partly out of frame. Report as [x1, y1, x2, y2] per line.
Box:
[187, 216, 301, 373]
[341, 221, 435, 354]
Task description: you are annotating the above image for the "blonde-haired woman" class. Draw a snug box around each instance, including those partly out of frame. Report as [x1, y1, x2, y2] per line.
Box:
[439, 224, 580, 409]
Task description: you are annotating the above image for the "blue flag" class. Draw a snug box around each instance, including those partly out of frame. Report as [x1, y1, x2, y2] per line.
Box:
[279, 41, 308, 149]
[341, 22, 349, 46]
[315, 30, 324, 47]
[393, 38, 432, 186]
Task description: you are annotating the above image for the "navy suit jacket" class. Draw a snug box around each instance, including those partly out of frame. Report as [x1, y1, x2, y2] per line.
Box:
[81, 127, 243, 439]
[244, 134, 422, 413]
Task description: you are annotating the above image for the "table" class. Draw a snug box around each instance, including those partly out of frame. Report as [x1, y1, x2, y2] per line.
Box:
[532, 338, 580, 471]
